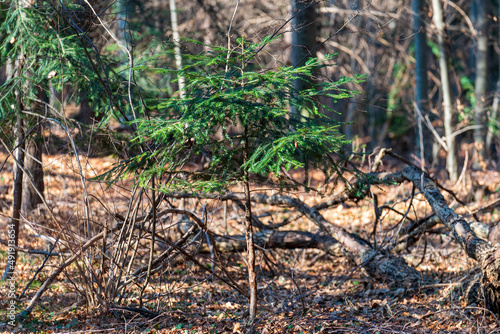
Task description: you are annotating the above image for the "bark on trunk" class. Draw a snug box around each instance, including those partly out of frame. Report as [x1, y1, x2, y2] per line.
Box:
[22, 129, 44, 213]
[75, 91, 92, 125]
[243, 127, 257, 323]
[387, 165, 500, 313]
[487, 80, 500, 155]
[488, 1, 500, 157]
[344, 58, 358, 141]
[196, 230, 342, 255]
[472, 0, 489, 161]
[291, 0, 317, 119]
[169, 0, 185, 98]
[431, 0, 458, 180]
[413, 0, 431, 162]
[22, 81, 47, 213]
[2, 116, 24, 280]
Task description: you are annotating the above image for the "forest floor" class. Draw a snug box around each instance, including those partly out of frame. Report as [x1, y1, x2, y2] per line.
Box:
[1, 150, 500, 333]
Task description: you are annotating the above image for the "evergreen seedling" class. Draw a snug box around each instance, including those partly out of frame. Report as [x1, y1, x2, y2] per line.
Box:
[96, 36, 365, 322]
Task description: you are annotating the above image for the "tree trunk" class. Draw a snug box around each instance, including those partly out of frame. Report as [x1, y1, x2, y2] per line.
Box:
[472, 0, 489, 162]
[243, 125, 257, 323]
[21, 129, 44, 213]
[22, 82, 47, 213]
[487, 81, 500, 158]
[0, 65, 5, 85]
[116, 0, 133, 47]
[153, 0, 162, 34]
[291, 0, 317, 119]
[413, 0, 431, 163]
[431, 0, 458, 180]
[488, 0, 500, 159]
[169, 0, 185, 98]
[344, 58, 358, 141]
[75, 89, 92, 125]
[2, 116, 24, 280]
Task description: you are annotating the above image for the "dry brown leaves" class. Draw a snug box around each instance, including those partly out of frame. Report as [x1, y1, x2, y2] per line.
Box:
[0, 152, 500, 333]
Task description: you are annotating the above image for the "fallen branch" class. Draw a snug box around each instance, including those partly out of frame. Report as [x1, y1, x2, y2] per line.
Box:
[166, 191, 426, 286]
[198, 230, 343, 256]
[386, 165, 500, 313]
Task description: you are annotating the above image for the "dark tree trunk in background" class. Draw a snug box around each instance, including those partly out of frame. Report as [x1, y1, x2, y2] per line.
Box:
[21, 129, 44, 213]
[21, 83, 47, 213]
[413, 0, 431, 163]
[22, 82, 50, 213]
[73, 0, 96, 125]
[75, 90, 92, 125]
[117, 0, 135, 46]
[472, 0, 489, 162]
[0, 65, 5, 84]
[291, 0, 317, 118]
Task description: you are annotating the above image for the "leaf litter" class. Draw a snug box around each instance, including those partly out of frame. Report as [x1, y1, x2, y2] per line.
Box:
[0, 152, 499, 333]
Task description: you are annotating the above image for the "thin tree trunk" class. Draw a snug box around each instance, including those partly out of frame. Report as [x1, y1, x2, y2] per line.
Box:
[413, 0, 430, 163]
[431, 0, 458, 180]
[368, 78, 384, 150]
[488, 0, 500, 158]
[0, 65, 5, 85]
[2, 116, 24, 280]
[472, 0, 489, 161]
[487, 83, 500, 158]
[19, 1, 45, 214]
[345, 58, 357, 141]
[169, 0, 185, 98]
[243, 125, 257, 323]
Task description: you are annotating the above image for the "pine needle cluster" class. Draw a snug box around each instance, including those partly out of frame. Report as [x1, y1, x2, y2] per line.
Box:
[100, 37, 365, 194]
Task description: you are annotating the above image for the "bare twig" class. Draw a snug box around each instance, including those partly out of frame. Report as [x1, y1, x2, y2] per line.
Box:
[0, 238, 68, 256]
[16, 222, 123, 319]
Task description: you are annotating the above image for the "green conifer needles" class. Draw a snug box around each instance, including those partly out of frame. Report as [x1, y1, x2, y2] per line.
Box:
[103, 39, 365, 193]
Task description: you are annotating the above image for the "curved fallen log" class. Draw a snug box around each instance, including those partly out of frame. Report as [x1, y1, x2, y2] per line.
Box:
[197, 230, 343, 256]
[387, 165, 500, 313]
[166, 191, 427, 286]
